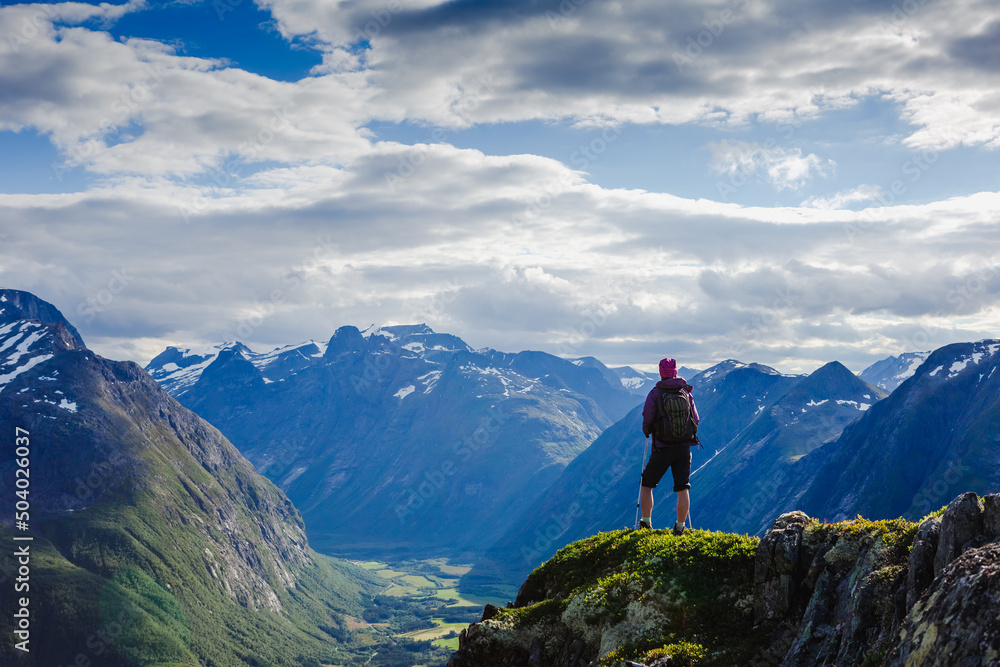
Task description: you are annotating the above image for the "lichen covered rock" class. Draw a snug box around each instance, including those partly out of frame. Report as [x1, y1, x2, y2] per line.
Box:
[888, 542, 1000, 666]
[933, 491, 984, 577]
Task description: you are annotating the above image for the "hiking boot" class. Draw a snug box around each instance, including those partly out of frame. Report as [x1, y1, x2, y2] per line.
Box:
[672, 521, 685, 536]
[638, 520, 652, 530]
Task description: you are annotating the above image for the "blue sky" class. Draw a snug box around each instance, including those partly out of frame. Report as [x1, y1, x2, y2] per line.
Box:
[1, 0, 999, 373]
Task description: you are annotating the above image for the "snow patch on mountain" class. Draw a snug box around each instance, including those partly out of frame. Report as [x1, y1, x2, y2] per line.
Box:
[942, 341, 1000, 379]
[0, 321, 56, 392]
[394, 385, 415, 400]
[418, 370, 442, 393]
[621, 376, 645, 390]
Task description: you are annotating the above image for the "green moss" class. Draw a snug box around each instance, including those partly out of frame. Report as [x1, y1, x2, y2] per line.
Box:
[602, 639, 706, 665]
[805, 515, 920, 565]
[508, 528, 759, 665]
[499, 597, 567, 625]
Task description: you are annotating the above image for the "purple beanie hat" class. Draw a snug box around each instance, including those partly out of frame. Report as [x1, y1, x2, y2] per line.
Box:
[659, 358, 677, 378]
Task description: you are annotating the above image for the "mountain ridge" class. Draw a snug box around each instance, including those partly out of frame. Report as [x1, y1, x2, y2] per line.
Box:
[0, 289, 380, 665]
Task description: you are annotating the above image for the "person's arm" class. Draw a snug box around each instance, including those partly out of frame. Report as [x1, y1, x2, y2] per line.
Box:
[642, 390, 656, 436]
[687, 387, 700, 425]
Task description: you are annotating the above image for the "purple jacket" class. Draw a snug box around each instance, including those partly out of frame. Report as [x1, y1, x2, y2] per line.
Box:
[642, 377, 700, 447]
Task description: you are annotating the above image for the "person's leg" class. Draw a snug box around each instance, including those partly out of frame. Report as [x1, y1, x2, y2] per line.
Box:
[668, 448, 693, 531]
[640, 485, 654, 520]
[640, 448, 669, 527]
[676, 489, 690, 525]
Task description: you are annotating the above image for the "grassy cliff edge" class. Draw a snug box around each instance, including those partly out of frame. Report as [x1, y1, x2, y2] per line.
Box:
[450, 492, 1000, 667]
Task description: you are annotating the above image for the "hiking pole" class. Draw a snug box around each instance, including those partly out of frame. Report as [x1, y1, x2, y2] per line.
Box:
[634, 435, 650, 529]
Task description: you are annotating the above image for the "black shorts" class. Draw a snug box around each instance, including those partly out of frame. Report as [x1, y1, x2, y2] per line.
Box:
[641, 446, 692, 492]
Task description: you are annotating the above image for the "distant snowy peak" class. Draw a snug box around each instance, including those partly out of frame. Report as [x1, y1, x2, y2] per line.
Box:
[0, 288, 93, 394]
[146, 323, 476, 396]
[788, 361, 887, 417]
[146, 339, 331, 395]
[0, 291, 93, 405]
[859, 350, 932, 393]
[606, 364, 703, 395]
[692, 359, 786, 389]
[146, 344, 228, 394]
[611, 366, 658, 394]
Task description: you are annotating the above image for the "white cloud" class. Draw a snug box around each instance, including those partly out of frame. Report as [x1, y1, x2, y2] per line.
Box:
[0, 3, 374, 178]
[1, 0, 999, 376]
[708, 140, 835, 191]
[1, 145, 998, 373]
[258, 0, 1000, 149]
[802, 184, 884, 210]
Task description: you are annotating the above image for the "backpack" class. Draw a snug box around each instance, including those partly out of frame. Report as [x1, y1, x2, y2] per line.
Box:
[652, 387, 698, 445]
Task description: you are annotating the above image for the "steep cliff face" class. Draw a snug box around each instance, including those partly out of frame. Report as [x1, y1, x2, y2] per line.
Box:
[0, 290, 379, 666]
[450, 492, 1000, 667]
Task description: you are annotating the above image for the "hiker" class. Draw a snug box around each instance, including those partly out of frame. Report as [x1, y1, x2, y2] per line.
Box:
[639, 357, 700, 535]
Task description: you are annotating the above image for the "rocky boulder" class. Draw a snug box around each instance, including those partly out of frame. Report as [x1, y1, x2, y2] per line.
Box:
[933, 491, 984, 577]
[888, 542, 1000, 666]
[754, 511, 812, 623]
[905, 515, 940, 609]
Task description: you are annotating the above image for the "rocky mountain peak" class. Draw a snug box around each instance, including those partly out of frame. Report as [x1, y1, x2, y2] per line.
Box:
[0, 289, 87, 395]
[0, 288, 85, 348]
[859, 350, 932, 393]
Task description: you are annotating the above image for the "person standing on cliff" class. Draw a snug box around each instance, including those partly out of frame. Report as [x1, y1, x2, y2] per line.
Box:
[639, 357, 700, 535]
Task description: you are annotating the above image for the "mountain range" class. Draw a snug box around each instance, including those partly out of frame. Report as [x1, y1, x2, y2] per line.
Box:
[0, 289, 378, 666]
[145, 325, 638, 560]
[795, 339, 1000, 521]
[145, 321, 1000, 597]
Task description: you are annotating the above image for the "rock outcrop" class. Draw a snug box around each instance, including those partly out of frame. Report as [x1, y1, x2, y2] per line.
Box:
[753, 491, 1000, 666]
[452, 491, 1000, 667]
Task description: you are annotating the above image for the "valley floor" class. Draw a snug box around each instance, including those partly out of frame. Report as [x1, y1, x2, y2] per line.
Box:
[334, 558, 510, 666]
